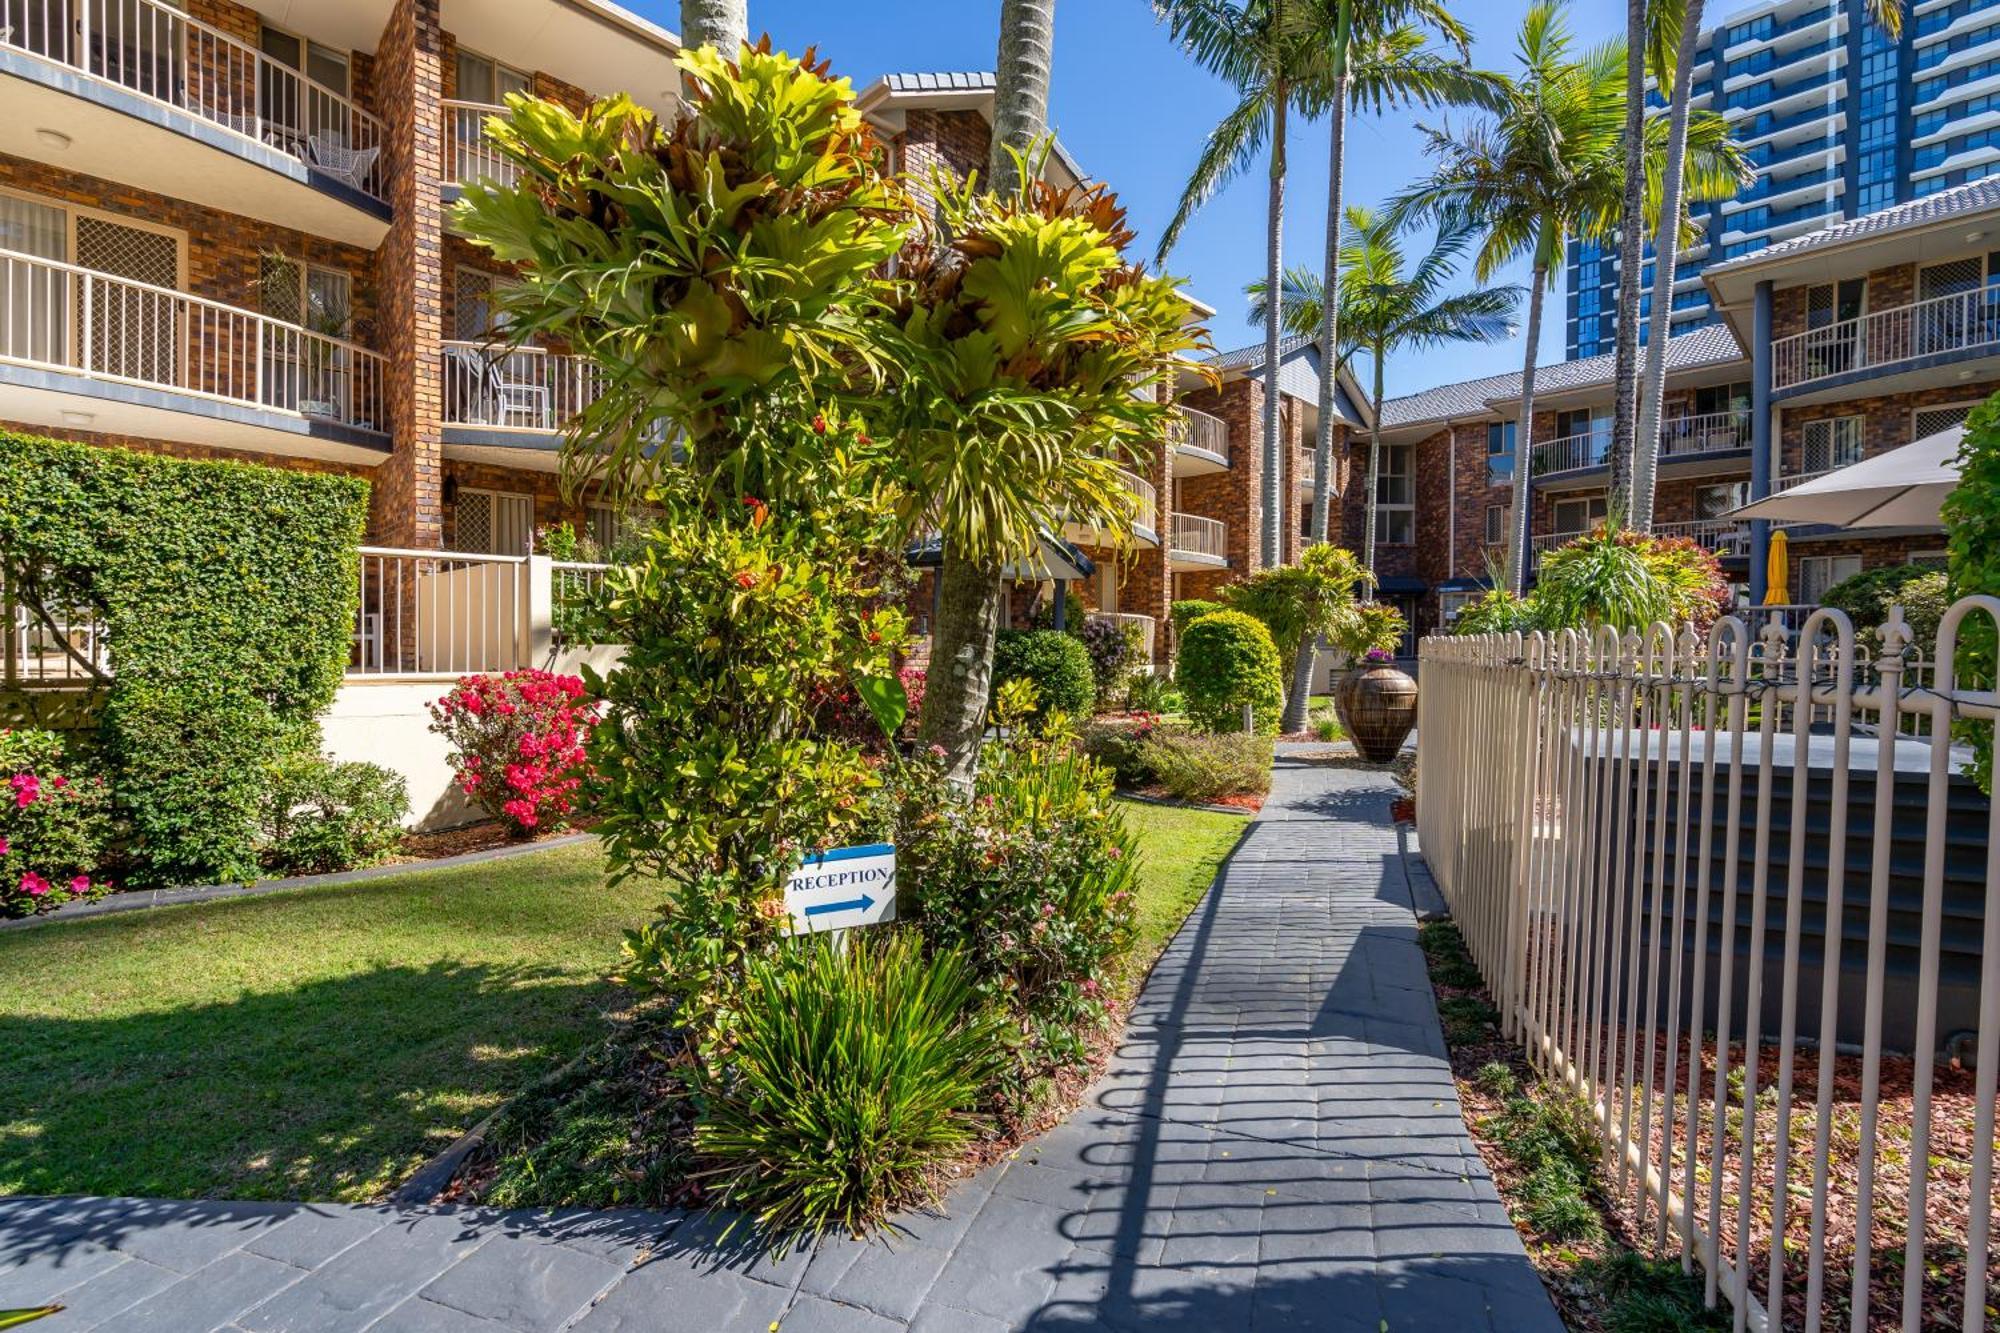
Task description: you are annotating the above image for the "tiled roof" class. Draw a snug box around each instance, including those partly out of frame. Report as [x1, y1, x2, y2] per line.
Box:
[879, 71, 999, 93]
[1377, 323, 1744, 430]
[1706, 176, 2000, 274]
[1206, 333, 1316, 372]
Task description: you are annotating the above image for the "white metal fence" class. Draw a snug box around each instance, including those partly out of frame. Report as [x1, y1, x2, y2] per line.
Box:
[1171, 512, 1226, 559]
[350, 547, 530, 677]
[2, 0, 385, 198]
[1418, 602, 2000, 1332]
[443, 99, 516, 189]
[3, 571, 108, 686]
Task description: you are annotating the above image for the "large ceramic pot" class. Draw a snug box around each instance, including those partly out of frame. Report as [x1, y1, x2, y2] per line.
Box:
[1334, 661, 1418, 763]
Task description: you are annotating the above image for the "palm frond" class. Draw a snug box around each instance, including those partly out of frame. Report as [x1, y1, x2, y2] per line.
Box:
[1157, 90, 1271, 261]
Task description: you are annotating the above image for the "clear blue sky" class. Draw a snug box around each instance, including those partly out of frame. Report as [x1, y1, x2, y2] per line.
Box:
[623, 0, 1625, 401]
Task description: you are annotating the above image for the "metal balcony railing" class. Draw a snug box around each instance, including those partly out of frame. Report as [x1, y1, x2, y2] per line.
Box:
[1530, 430, 1609, 476]
[1773, 285, 2000, 389]
[440, 341, 607, 433]
[2, 0, 386, 198]
[0, 247, 385, 429]
[1660, 409, 1753, 457]
[1171, 512, 1226, 559]
[1654, 517, 1753, 556]
[1178, 407, 1229, 462]
[444, 99, 518, 189]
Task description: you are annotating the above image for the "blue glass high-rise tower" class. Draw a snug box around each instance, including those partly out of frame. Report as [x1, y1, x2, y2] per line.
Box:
[1565, 0, 2000, 359]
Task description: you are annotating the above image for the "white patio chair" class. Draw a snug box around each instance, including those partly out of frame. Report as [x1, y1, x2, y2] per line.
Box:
[308, 132, 380, 192]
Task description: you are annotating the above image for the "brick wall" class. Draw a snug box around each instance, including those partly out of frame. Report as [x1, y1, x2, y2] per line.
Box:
[896, 108, 991, 216]
[1778, 381, 1999, 479]
[1176, 376, 1265, 579]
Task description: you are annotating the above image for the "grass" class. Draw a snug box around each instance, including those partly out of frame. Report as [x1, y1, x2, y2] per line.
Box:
[0, 841, 655, 1202]
[1110, 798, 1246, 999]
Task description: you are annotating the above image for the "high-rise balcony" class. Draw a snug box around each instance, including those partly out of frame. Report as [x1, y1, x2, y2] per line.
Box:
[0, 245, 388, 462]
[1, 0, 389, 243]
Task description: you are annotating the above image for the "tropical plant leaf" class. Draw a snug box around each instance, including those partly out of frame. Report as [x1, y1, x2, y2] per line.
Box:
[855, 673, 909, 742]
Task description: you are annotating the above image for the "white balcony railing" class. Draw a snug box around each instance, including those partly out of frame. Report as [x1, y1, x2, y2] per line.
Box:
[1178, 406, 1228, 462]
[4, 571, 109, 687]
[1527, 529, 1590, 568]
[1654, 517, 1752, 556]
[1772, 285, 2000, 390]
[440, 342, 605, 433]
[1659, 408, 1752, 457]
[1171, 512, 1226, 559]
[1775, 467, 1831, 491]
[444, 99, 517, 189]
[2, 0, 386, 199]
[1121, 468, 1158, 535]
[350, 547, 529, 677]
[0, 248, 385, 430]
[1530, 430, 1609, 476]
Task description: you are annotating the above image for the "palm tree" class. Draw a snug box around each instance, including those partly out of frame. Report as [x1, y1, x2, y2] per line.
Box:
[1154, 0, 1324, 570]
[1251, 209, 1519, 578]
[1628, 0, 1896, 529]
[679, 0, 746, 53]
[1390, 1, 1746, 595]
[915, 0, 1061, 781]
[1607, 0, 1648, 509]
[1286, 6, 1504, 733]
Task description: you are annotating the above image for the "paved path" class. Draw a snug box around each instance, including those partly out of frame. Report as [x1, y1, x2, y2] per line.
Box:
[0, 757, 1561, 1332]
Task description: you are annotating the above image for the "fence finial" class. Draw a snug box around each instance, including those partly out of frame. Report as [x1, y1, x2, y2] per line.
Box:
[1876, 603, 1913, 669]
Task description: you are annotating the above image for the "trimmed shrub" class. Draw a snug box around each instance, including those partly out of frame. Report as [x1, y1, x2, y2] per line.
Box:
[0, 431, 367, 886]
[992, 629, 1095, 721]
[429, 671, 597, 836]
[0, 728, 112, 917]
[1822, 564, 1949, 647]
[1170, 598, 1227, 644]
[1176, 610, 1284, 734]
[1136, 730, 1273, 803]
[257, 754, 409, 874]
[1946, 393, 2000, 794]
[693, 933, 1007, 1241]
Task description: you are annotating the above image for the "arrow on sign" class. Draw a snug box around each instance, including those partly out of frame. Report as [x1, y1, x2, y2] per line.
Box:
[804, 894, 876, 918]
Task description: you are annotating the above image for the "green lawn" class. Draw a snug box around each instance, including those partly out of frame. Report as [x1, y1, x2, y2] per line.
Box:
[0, 802, 1246, 1205]
[0, 842, 654, 1202]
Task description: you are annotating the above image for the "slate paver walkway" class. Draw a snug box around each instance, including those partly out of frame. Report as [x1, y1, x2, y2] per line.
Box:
[0, 755, 1562, 1332]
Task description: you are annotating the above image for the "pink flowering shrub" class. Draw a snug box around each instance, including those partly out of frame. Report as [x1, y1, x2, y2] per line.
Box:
[0, 728, 113, 918]
[427, 671, 598, 836]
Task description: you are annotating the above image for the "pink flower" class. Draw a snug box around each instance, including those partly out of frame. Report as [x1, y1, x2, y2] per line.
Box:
[1039, 902, 1056, 918]
[0, 837, 8, 856]
[19, 872, 48, 898]
[10, 773, 38, 808]
[49, 775, 67, 790]
[68, 875, 89, 896]
[1082, 978, 1100, 998]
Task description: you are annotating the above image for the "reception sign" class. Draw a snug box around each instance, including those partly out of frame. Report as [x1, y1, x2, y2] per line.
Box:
[782, 843, 896, 936]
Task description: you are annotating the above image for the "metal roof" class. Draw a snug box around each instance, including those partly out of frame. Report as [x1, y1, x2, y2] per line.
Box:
[1376, 323, 1745, 431]
[1704, 176, 2000, 276]
[858, 72, 1090, 184]
[1203, 335, 1366, 426]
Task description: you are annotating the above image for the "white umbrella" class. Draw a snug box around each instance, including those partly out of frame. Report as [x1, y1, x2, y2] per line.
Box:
[1729, 425, 1963, 528]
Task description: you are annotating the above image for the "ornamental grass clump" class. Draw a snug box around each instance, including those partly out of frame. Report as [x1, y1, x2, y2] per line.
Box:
[693, 932, 1006, 1243]
[0, 728, 111, 918]
[428, 670, 597, 836]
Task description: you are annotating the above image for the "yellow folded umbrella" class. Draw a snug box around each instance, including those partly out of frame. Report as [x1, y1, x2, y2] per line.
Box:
[1763, 526, 1790, 606]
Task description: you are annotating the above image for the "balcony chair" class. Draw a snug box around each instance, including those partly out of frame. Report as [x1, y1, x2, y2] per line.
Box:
[307, 131, 380, 193]
[446, 345, 547, 428]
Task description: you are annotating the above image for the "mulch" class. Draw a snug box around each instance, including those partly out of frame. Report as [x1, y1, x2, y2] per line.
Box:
[387, 818, 594, 864]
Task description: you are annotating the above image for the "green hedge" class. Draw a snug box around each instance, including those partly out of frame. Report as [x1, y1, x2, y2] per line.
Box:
[0, 432, 368, 884]
[1176, 610, 1283, 734]
[992, 629, 1095, 720]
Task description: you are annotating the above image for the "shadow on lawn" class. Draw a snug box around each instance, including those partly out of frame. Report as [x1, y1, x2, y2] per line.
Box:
[0, 959, 622, 1204]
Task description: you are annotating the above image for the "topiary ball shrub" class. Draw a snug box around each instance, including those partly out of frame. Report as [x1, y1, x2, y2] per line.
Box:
[1176, 610, 1284, 734]
[993, 629, 1095, 723]
[257, 753, 410, 875]
[693, 932, 1007, 1242]
[428, 670, 598, 836]
[0, 728, 113, 917]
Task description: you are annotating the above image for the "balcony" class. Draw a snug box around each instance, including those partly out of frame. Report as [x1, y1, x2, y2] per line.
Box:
[0, 0, 389, 244]
[1659, 409, 1752, 458]
[1772, 286, 2000, 393]
[1527, 529, 1588, 569]
[1170, 512, 1227, 570]
[445, 99, 518, 193]
[1061, 466, 1158, 548]
[1530, 430, 1607, 477]
[1655, 518, 1752, 557]
[0, 246, 389, 463]
[1085, 610, 1156, 650]
[1176, 406, 1228, 475]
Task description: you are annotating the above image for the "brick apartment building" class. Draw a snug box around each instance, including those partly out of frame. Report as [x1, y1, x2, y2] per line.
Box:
[1371, 177, 2000, 637]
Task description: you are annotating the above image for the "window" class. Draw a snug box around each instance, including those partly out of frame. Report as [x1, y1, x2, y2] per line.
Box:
[1439, 590, 1481, 624]
[260, 25, 351, 139]
[453, 267, 519, 340]
[1800, 416, 1865, 477]
[452, 488, 533, 555]
[1487, 421, 1516, 484]
[1485, 505, 1506, 545]
[1798, 555, 1863, 605]
[1551, 494, 1607, 536]
[1806, 279, 1866, 330]
[1693, 381, 1750, 417]
[1696, 481, 1749, 519]
[0, 189, 186, 380]
[1910, 549, 1949, 568]
[1374, 443, 1414, 545]
[1914, 402, 1983, 439]
[457, 50, 531, 106]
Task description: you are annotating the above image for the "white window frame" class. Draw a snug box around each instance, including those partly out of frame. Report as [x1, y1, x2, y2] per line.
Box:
[0, 186, 188, 289]
[455, 49, 532, 106]
[1799, 414, 1865, 478]
[1374, 442, 1415, 546]
[1798, 554, 1863, 604]
[1551, 493, 1607, 536]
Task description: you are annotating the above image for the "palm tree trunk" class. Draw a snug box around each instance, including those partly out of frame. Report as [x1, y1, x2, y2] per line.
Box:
[1281, 31, 1351, 738]
[1361, 345, 1383, 582]
[1632, 0, 1706, 533]
[989, 0, 1056, 196]
[679, 0, 746, 54]
[1608, 0, 1647, 514]
[1260, 77, 1288, 571]
[1506, 263, 1548, 597]
[918, 0, 1056, 786]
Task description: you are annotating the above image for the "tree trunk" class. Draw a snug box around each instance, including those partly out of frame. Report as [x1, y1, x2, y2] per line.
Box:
[1260, 79, 1288, 572]
[916, 0, 1056, 786]
[916, 555, 1006, 786]
[1361, 346, 1384, 582]
[1632, 0, 1706, 534]
[1281, 31, 1350, 739]
[679, 0, 746, 54]
[989, 0, 1056, 196]
[1505, 264, 1548, 597]
[1608, 0, 1647, 515]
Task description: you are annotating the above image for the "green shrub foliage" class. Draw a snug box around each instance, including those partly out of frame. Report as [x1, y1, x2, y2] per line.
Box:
[1067, 616, 1143, 710]
[693, 932, 1006, 1243]
[0, 432, 367, 884]
[1945, 393, 2000, 794]
[0, 727, 112, 916]
[1176, 610, 1284, 734]
[992, 629, 1095, 721]
[1170, 599, 1227, 642]
[257, 753, 409, 875]
[1822, 563, 1949, 649]
[1137, 730, 1273, 803]
[891, 689, 1139, 1103]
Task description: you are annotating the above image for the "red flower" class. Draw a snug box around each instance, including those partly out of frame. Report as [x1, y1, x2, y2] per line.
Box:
[812, 414, 827, 435]
[734, 570, 757, 589]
